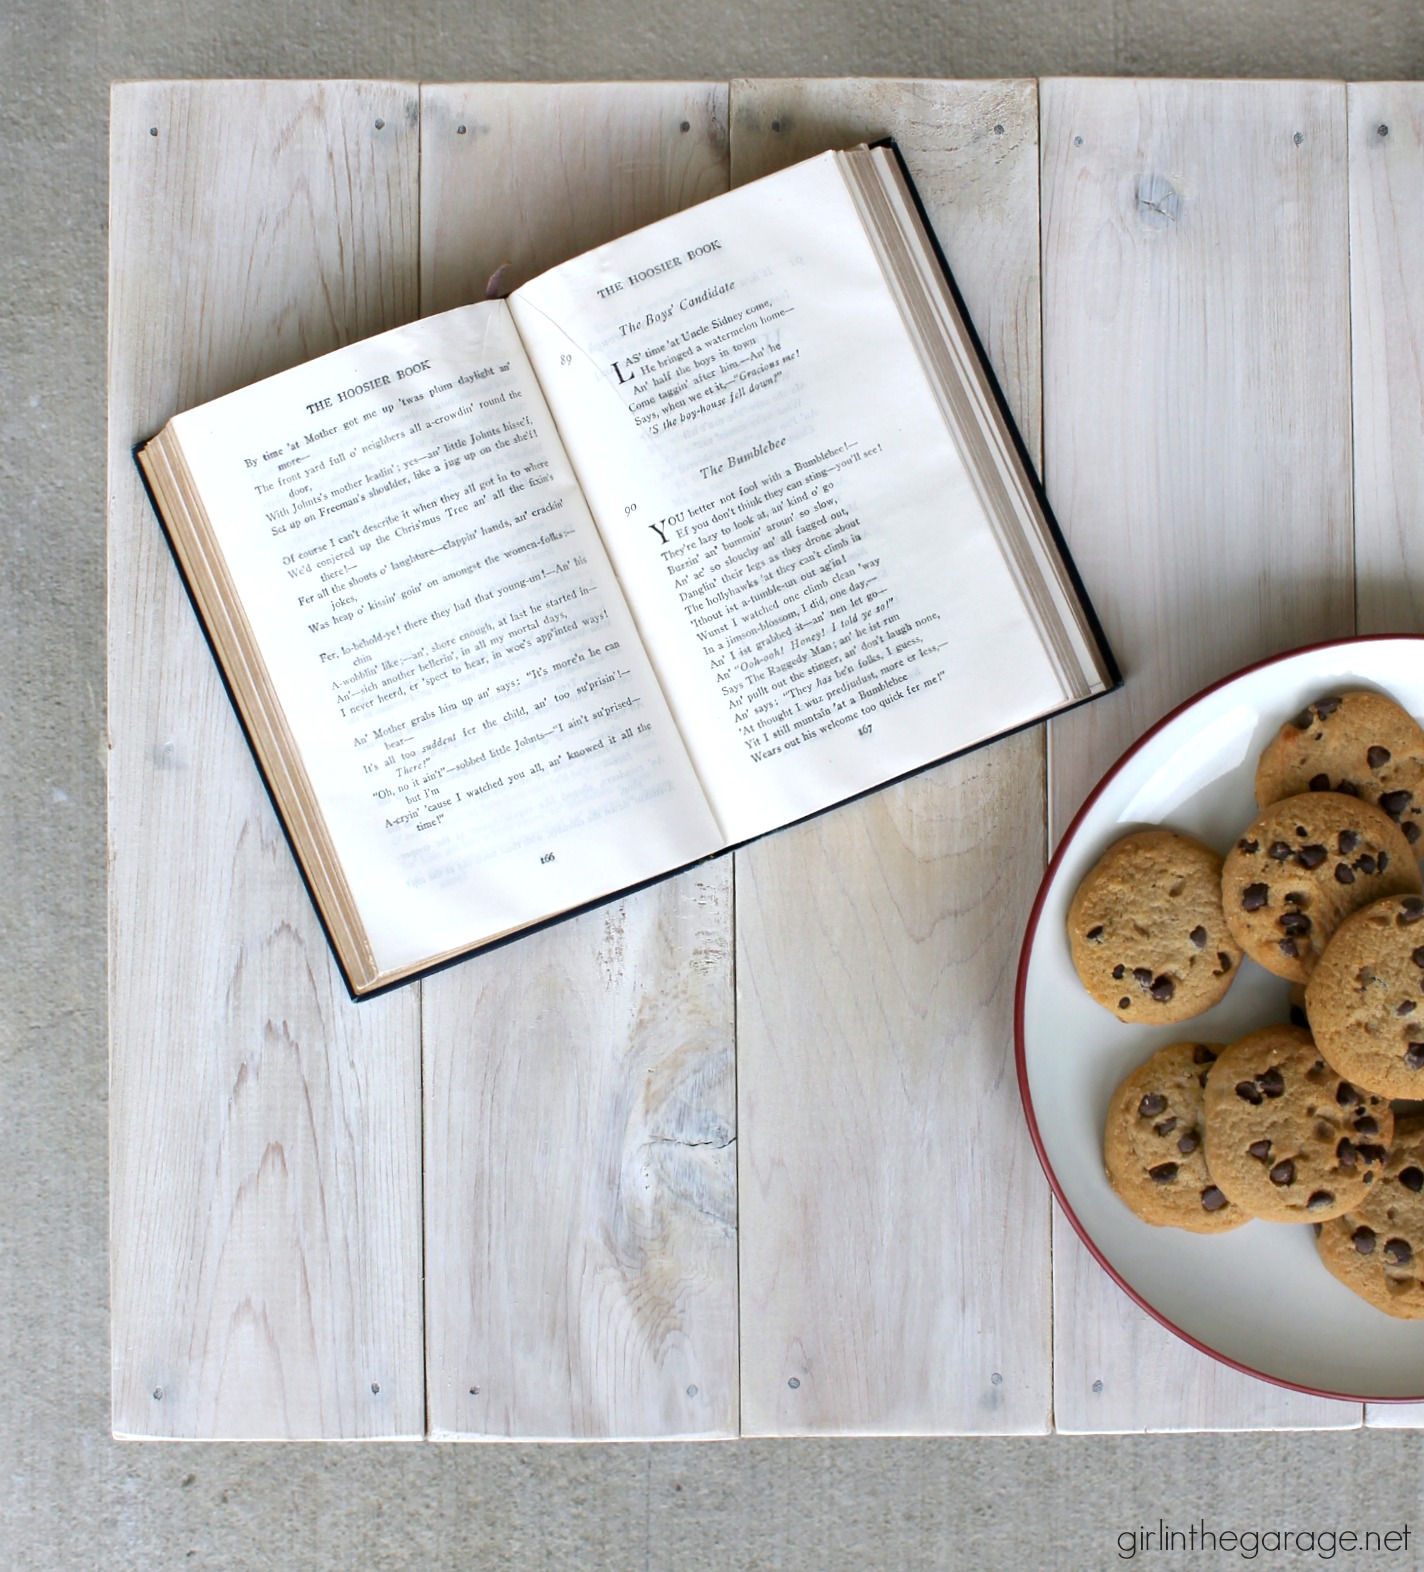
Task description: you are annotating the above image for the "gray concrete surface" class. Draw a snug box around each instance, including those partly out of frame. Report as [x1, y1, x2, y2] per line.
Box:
[8, 1, 1424, 1566]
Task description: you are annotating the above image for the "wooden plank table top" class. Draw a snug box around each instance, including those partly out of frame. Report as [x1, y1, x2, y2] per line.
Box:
[107, 77, 1424, 1440]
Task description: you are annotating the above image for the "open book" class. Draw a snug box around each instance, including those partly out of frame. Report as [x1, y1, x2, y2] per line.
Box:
[138, 143, 1115, 996]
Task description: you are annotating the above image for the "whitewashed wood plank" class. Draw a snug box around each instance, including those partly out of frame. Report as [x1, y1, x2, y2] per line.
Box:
[108, 82, 425, 1440]
[419, 83, 738, 1441]
[1042, 77, 1358, 1433]
[420, 83, 730, 315]
[1347, 81, 1424, 1432]
[730, 80, 1052, 1436]
[1349, 84, 1424, 640]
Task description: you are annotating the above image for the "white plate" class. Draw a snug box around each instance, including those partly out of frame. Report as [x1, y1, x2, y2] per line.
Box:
[1016, 636, 1424, 1402]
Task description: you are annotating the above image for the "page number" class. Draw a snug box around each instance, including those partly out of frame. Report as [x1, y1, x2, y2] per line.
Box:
[859, 722, 873, 737]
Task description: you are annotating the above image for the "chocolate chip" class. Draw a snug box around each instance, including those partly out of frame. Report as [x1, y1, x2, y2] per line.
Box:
[1358, 1143, 1389, 1165]
[1247, 1139, 1272, 1161]
[1309, 773, 1330, 791]
[1297, 844, 1328, 869]
[1316, 697, 1342, 718]
[1237, 837, 1259, 853]
[1138, 1093, 1167, 1118]
[1189, 925, 1207, 948]
[1085, 925, 1103, 941]
[1292, 708, 1315, 730]
[1355, 854, 1378, 875]
[1337, 1139, 1358, 1169]
[1399, 1001, 1417, 1016]
[1269, 1159, 1296, 1186]
[1268, 841, 1293, 861]
[1338, 1081, 1358, 1104]
[1176, 1130, 1200, 1155]
[1192, 1045, 1217, 1064]
[1112, 963, 1125, 979]
[1399, 896, 1424, 924]
[1406, 821, 1421, 844]
[1133, 966, 1153, 986]
[1236, 1081, 1265, 1106]
[1412, 947, 1424, 969]
[1279, 938, 1300, 958]
[1148, 1163, 1178, 1184]
[1308, 1190, 1335, 1210]
[1335, 863, 1356, 884]
[1381, 789, 1414, 819]
[1380, 851, 1391, 872]
[1406, 1043, 1424, 1070]
[1353, 1226, 1377, 1254]
[1339, 830, 1360, 855]
[1400, 1167, 1424, 1194]
[1149, 975, 1175, 1002]
[1154, 1117, 1178, 1136]
[1297, 825, 1309, 837]
[1284, 891, 1308, 905]
[1214, 952, 1233, 975]
[1258, 1067, 1286, 1098]
[1338, 780, 1362, 797]
[1200, 1186, 1228, 1212]
[1385, 1237, 1414, 1266]
[1279, 911, 1312, 935]
[1365, 1172, 1375, 1184]
[1118, 997, 1131, 1010]
[1242, 883, 1269, 910]
[1368, 745, 1392, 769]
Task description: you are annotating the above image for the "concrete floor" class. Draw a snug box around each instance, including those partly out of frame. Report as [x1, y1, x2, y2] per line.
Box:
[8, 0, 1424, 1566]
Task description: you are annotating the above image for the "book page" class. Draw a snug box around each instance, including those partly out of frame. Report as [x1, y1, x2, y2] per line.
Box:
[168, 303, 721, 979]
[510, 152, 1071, 844]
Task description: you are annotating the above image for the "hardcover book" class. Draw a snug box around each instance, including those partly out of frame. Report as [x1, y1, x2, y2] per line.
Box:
[138, 142, 1116, 995]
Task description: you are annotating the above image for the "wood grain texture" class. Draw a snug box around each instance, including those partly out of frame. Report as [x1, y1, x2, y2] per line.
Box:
[108, 82, 425, 1439]
[1349, 83, 1424, 638]
[423, 878, 737, 1440]
[1041, 77, 1357, 1433]
[730, 80, 1052, 1435]
[419, 84, 738, 1441]
[1349, 82, 1424, 1433]
[420, 83, 730, 315]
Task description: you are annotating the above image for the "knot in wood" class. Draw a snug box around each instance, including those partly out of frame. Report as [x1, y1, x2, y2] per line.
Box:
[1136, 173, 1182, 229]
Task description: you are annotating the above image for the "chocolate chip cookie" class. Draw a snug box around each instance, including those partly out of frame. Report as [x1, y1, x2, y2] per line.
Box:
[1103, 1041, 1243, 1232]
[1202, 1024, 1393, 1223]
[1316, 1116, 1424, 1318]
[1305, 893, 1424, 1098]
[1067, 829, 1241, 1023]
[1220, 793, 1421, 981]
[1255, 690, 1424, 848]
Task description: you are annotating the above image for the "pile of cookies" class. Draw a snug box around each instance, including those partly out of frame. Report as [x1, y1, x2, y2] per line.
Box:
[1070, 689, 1424, 1318]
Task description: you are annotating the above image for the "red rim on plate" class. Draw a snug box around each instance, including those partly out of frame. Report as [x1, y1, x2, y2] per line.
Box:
[1015, 634, 1424, 1405]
